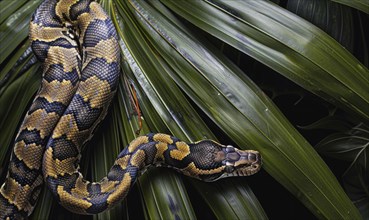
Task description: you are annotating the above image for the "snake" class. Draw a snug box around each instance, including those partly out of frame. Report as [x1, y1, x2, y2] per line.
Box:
[0, 0, 262, 219]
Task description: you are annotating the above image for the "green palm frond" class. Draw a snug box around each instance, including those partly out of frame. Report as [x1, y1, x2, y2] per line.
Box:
[331, 0, 369, 14]
[1, 0, 367, 219]
[160, 0, 369, 121]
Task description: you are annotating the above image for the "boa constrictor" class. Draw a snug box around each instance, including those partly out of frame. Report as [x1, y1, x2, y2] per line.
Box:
[0, 0, 262, 219]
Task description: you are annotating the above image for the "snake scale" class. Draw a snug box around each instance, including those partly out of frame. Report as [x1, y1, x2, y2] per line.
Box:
[0, 0, 262, 219]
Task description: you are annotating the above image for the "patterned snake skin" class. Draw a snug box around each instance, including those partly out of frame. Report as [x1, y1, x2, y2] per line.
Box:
[0, 0, 262, 219]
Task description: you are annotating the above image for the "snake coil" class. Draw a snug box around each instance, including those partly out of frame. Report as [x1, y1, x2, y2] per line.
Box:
[0, 0, 261, 219]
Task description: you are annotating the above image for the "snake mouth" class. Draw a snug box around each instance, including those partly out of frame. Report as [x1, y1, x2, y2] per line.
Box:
[236, 160, 262, 176]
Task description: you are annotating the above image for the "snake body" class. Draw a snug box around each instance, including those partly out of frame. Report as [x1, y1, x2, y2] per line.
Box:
[0, 0, 261, 219]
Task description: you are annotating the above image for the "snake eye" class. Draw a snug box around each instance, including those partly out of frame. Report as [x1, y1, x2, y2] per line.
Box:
[225, 165, 235, 173]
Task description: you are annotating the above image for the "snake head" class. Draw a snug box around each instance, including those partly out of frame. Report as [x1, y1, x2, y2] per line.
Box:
[186, 141, 261, 182]
[219, 145, 262, 179]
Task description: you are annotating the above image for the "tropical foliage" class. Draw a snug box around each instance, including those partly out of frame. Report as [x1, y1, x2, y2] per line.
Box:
[0, 0, 368, 219]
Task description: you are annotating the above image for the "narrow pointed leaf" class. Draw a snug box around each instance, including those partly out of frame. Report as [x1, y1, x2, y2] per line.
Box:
[115, 1, 267, 218]
[0, 0, 29, 24]
[0, 65, 40, 164]
[316, 123, 369, 169]
[331, 0, 369, 14]
[119, 47, 197, 220]
[127, 0, 361, 218]
[30, 187, 53, 220]
[161, 0, 369, 122]
[0, 0, 41, 63]
[114, 4, 198, 219]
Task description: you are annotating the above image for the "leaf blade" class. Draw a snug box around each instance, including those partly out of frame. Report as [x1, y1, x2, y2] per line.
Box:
[161, 0, 369, 122]
[129, 0, 361, 218]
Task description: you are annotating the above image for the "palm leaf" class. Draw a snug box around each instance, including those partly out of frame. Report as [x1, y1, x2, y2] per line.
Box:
[160, 0, 369, 122]
[115, 7, 266, 218]
[0, 0, 41, 63]
[331, 0, 369, 14]
[122, 0, 361, 218]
